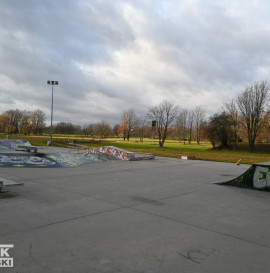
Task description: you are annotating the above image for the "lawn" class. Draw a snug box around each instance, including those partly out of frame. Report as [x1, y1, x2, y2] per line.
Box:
[1, 134, 270, 164]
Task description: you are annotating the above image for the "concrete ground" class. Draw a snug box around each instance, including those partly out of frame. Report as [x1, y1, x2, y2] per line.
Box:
[0, 154, 270, 273]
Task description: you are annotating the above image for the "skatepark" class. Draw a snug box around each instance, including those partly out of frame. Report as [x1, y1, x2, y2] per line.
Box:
[1, 141, 270, 272]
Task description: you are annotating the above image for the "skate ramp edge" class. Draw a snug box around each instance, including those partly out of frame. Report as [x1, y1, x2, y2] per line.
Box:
[218, 163, 270, 191]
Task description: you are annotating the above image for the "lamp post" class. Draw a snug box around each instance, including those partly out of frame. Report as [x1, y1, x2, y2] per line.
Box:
[47, 80, 58, 146]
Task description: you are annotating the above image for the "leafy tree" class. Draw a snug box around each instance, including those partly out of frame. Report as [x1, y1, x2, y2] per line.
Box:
[224, 99, 238, 150]
[209, 112, 232, 147]
[204, 123, 218, 149]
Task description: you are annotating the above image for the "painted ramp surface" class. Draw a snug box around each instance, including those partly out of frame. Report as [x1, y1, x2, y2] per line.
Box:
[0, 142, 154, 168]
[0, 139, 31, 149]
[0, 153, 101, 168]
[0, 139, 103, 168]
[220, 163, 270, 191]
[87, 146, 155, 161]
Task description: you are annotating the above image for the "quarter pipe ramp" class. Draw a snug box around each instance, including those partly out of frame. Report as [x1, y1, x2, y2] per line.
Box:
[219, 163, 270, 191]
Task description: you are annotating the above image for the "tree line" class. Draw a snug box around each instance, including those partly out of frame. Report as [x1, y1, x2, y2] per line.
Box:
[117, 80, 270, 152]
[0, 81, 269, 152]
[0, 109, 46, 135]
[80, 80, 269, 153]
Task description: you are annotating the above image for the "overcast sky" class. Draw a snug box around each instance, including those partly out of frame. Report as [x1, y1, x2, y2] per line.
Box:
[0, 0, 270, 126]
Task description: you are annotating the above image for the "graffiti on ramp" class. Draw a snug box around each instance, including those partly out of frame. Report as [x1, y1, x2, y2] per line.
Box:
[0, 152, 101, 168]
[219, 163, 270, 191]
[0, 139, 31, 150]
[87, 146, 155, 161]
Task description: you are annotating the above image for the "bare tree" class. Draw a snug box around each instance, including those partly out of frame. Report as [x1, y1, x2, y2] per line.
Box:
[20, 114, 33, 135]
[237, 80, 269, 152]
[224, 99, 238, 150]
[31, 109, 46, 135]
[194, 106, 206, 144]
[95, 120, 111, 138]
[187, 110, 195, 144]
[259, 110, 270, 142]
[5, 109, 23, 134]
[120, 115, 127, 141]
[0, 113, 11, 133]
[113, 124, 121, 137]
[148, 100, 179, 147]
[177, 109, 188, 144]
[87, 124, 96, 138]
[55, 122, 75, 134]
[82, 124, 89, 137]
[136, 114, 148, 143]
[121, 109, 137, 141]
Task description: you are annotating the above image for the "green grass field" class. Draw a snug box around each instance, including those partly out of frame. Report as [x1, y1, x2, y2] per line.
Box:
[1, 134, 270, 164]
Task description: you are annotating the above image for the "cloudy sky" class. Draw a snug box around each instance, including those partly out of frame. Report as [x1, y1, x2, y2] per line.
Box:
[0, 0, 270, 126]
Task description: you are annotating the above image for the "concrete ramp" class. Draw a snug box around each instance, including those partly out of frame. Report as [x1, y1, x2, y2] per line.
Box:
[219, 163, 270, 190]
[0, 139, 31, 150]
[0, 152, 102, 168]
[87, 146, 155, 161]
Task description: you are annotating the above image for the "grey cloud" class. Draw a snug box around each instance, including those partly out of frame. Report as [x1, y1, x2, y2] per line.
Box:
[1, 0, 270, 125]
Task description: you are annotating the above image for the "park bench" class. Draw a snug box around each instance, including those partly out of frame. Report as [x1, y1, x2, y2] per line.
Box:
[16, 145, 38, 153]
[0, 178, 24, 193]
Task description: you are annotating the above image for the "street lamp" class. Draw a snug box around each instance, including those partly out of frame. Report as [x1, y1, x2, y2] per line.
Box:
[47, 80, 59, 146]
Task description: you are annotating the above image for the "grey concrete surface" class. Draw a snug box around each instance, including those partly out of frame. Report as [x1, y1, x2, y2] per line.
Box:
[0, 156, 269, 273]
[0, 177, 23, 193]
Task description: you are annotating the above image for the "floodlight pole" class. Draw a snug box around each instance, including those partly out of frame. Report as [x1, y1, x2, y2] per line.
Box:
[47, 80, 59, 146]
